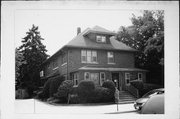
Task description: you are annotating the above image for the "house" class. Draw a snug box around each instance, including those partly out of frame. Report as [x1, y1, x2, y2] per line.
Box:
[41, 26, 147, 97]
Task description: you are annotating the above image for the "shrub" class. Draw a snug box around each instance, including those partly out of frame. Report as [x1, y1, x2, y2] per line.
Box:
[90, 87, 111, 103]
[102, 80, 116, 101]
[54, 80, 73, 102]
[37, 75, 65, 99]
[49, 76, 65, 97]
[130, 80, 144, 90]
[38, 78, 52, 99]
[139, 83, 163, 97]
[77, 80, 95, 103]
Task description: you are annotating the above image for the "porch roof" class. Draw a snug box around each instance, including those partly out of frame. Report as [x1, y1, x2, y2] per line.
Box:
[78, 66, 148, 72]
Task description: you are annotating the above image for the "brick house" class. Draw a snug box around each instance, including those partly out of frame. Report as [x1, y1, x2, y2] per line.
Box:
[41, 26, 147, 97]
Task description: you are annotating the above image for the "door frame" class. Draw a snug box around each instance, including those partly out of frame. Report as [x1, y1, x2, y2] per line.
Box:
[111, 72, 122, 91]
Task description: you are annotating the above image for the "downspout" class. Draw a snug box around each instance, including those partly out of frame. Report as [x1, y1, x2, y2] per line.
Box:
[67, 48, 69, 80]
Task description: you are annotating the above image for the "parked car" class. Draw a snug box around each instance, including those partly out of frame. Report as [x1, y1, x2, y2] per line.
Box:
[141, 93, 164, 114]
[134, 88, 164, 110]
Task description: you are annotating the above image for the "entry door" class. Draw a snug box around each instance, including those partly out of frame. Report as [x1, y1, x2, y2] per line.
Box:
[112, 73, 121, 90]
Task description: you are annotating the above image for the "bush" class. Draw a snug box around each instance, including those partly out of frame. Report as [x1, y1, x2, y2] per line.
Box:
[77, 80, 95, 103]
[38, 78, 52, 99]
[49, 76, 65, 97]
[37, 75, 65, 99]
[130, 80, 144, 90]
[16, 88, 29, 99]
[130, 80, 163, 97]
[90, 87, 111, 103]
[54, 80, 73, 102]
[139, 83, 163, 97]
[102, 80, 116, 101]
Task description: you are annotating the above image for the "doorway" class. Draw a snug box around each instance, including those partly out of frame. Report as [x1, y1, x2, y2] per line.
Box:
[112, 73, 122, 90]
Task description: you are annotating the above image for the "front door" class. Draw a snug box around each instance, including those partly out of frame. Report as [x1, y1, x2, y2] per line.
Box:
[112, 73, 121, 90]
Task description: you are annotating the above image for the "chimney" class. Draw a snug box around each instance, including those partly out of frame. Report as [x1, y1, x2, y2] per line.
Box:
[77, 27, 81, 35]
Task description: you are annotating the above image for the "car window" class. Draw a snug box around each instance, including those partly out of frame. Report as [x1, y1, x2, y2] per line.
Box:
[142, 90, 156, 98]
[142, 89, 164, 98]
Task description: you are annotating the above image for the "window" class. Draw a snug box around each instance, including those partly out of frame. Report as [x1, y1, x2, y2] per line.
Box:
[90, 73, 99, 85]
[87, 50, 91, 63]
[92, 51, 97, 63]
[96, 35, 106, 43]
[81, 50, 97, 63]
[84, 72, 100, 85]
[107, 52, 115, 64]
[138, 73, 143, 80]
[73, 73, 79, 86]
[84, 72, 90, 80]
[40, 71, 44, 77]
[62, 54, 66, 64]
[100, 72, 105, 85]
[125, 73, 130, 86]
[53, 61, 58, 70]
[81, 50, 87, 63]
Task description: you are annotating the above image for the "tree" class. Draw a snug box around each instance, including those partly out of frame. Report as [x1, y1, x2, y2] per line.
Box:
[116, 10, 164, 85]
[17, 24, 48, 96]
[15, 48, 26, 89]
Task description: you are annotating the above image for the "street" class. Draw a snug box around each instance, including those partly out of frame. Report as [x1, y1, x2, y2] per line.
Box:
[15, 99, 139, 114]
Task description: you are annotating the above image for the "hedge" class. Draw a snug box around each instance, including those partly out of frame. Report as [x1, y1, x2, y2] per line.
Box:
[102, 80, 116, 101]
[49, 76, 65, 97]
[54, 80, 73, 102]
[38, 75, 65, 99]
[77, 80, 95, 103]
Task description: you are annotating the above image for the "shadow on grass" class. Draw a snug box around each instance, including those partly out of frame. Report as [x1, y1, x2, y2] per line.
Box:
[105, 110, 139, 114]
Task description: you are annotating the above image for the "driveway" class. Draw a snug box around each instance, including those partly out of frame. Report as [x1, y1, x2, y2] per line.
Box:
[15, 99, 139, 114]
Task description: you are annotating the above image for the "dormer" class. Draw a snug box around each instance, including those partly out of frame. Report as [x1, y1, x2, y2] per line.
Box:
[96, 35, 106, 43]
[83, 26, 116, 44]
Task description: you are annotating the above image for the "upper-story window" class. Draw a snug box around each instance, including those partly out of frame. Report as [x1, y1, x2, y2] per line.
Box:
[96, 35, 106, 43]
[53, 61, 58, 70]
[107, 51, 115, 64]
[81, 50, 97, 63]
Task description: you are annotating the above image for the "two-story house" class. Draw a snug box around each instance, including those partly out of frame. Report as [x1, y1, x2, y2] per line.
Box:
[41, 26, 147, 97]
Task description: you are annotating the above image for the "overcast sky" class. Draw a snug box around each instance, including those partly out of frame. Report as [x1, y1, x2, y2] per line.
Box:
[15, 9, 142, 56]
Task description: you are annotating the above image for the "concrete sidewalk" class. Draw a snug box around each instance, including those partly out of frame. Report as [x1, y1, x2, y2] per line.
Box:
[15, 99, 138, 114]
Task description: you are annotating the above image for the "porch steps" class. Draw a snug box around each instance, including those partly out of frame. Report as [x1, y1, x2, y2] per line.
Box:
[118, 91, 136, 103]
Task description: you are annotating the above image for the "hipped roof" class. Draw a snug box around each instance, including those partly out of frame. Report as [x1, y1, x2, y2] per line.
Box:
[44, 26, 137, 63]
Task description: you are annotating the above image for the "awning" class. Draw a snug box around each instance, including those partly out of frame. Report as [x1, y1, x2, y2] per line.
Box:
[78, 66, 148, 72]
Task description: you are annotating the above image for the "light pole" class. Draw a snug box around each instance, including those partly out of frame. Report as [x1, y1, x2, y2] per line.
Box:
[114, 80, 119, 111]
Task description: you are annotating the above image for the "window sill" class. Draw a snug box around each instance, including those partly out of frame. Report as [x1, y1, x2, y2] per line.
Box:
[61, 62, 67, 66]
[81, 62, 99, 64]
[53, 67, 59, 70]
[108, 63, 116, 65]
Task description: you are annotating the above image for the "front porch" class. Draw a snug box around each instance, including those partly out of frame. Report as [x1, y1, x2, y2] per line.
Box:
[72, 66, 148, 98]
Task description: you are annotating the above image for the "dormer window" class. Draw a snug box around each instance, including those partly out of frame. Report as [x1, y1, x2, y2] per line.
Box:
[96, 35, 106, 43]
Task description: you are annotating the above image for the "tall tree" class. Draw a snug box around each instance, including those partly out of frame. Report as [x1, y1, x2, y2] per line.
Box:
[17, 24, 48, 95]
[116, 10, 164, 85]
[15, 48, 26, 89]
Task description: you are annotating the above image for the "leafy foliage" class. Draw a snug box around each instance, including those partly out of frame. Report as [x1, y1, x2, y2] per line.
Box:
[77, 80, 95, 103]
[15, 48, 26, 89]
[49, 76, 65, 97]
[116, 10, 164, 85]
[54, 80, 73, 101]
[102, 80, 116, 101]
[16, 24, 49, 96]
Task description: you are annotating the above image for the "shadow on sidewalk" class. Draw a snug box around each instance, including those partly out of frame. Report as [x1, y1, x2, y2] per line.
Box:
[105, 110, 139, 114]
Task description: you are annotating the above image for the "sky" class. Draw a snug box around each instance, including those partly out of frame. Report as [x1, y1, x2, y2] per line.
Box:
[15, 9, 142, 56]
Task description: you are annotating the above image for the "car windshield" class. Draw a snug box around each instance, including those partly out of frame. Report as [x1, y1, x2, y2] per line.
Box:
[142, 89, 164, 98]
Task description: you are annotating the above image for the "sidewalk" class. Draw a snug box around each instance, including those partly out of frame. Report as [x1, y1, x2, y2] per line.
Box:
[15, 99, 138, 114]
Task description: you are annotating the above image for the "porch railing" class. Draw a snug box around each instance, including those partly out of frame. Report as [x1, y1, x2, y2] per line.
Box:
[124, 85, 139, 98]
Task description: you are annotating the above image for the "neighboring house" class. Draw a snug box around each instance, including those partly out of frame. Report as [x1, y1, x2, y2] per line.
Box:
[41, 26, 147, 97]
